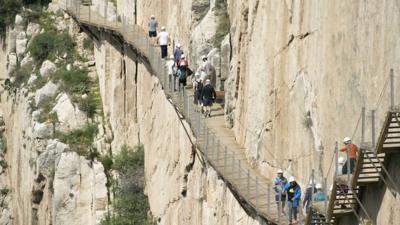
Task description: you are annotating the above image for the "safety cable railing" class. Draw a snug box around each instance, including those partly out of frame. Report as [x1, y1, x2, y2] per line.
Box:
[314, 69, 400, 225]
[62, 0, 297, 224]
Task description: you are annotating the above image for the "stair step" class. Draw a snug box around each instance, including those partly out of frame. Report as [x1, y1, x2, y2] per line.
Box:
[385, 136, 400, 139]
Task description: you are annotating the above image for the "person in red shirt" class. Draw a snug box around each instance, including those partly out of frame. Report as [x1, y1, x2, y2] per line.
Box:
[340, 137, 359, 174]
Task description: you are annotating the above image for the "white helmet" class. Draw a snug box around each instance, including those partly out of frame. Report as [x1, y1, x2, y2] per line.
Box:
[338, 156, 345, 164]
[277, 169, 283, 174]
[176, 43, 181, 48]
[161, 26, 166, 31]
[316, 183, 322, 189]
[201, 55, 207, 60]
[205, 79, 211, 85]
[180, 54, 185, 59]
[289, 176, 295, 182]
[170, 55, 174, 59]
[151, 15, 155, 19]
[343, 137, 351, 143]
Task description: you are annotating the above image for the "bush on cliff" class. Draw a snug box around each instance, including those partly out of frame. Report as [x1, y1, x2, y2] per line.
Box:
[101, 145, 152, 225]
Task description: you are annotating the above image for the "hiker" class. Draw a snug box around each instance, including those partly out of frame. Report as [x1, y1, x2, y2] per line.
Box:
[313, 183, 328, 202]
[173, 43, 184, 65]
[201, 79, 216, 118]
[157, 26, 170, 59]
[337, 157, 345, 175]
[274, 169, 288, 215]
[193, 73, 203, 112]
[198, 55, 216, 87]
[166, 55, 176, 91]
[177, 54, 189, 92]
[148, 15, 158, 42]
[302, 181, 316, 212]
[340, 137, 359, 174]
[285, 176, 301, 225]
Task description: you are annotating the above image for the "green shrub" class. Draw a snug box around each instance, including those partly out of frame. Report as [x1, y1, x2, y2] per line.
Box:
[29, 31, 56, 63]
[101, 145, 151, 225]
[53, 67, 90, 95]
[0, 135, 7, 154]
[0, 159, 8, 169]
[0, 0, 22, 39]
[0, 187, 10, 196]
[10, 63, 33, 88]
[29, 31, 75, 64]
[37, 95, 57, 123]
[83, 37, 94, 51]
[78, 92, 100, 119]
[212, 0, 230, 48]
[57, 124, 98, 156]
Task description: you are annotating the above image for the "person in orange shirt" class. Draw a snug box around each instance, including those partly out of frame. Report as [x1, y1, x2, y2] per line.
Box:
[340, 137, 359, 174]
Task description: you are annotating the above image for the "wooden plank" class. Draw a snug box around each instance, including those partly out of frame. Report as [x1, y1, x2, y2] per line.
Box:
[377, 112, 393, 154]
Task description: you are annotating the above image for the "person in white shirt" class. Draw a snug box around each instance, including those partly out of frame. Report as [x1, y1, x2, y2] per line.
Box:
[157, 26, 170, 59]
[166, 55, 176, 91]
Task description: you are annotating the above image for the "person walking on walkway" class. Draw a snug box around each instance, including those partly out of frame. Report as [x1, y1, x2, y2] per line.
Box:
[148, 15, 158, 43]
[173, 43, 184, 65]
[198, 55, 216, 87]
[157, 26, 170, 59]
[201, 79, 216, 118]
[302, 181, 315, 213]
[193, 73, 203, 112]
[166, 55, 176, 91]
[177, 54, 189, 92]
[285, 176, 301, 225]
[274, 169, 287, 216]
[340, 137, 359, 174]
[313, 183, 328, 202]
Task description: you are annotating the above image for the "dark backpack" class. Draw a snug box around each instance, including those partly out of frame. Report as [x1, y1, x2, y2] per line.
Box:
[196, 80, 203, 92]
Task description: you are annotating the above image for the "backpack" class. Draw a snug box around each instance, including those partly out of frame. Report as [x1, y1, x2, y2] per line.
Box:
[196, 80, 203, 92]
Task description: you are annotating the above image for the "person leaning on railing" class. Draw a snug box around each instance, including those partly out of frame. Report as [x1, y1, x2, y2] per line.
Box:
[340, 137, 359, 174]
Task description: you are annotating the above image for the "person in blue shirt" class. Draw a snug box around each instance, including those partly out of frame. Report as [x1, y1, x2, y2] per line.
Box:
[313, 183, 328, 202]
[274, 169, 288, 215]
[285, 176, 302, 224]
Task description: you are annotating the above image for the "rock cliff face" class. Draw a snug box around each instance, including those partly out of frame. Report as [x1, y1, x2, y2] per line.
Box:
[0, 8, 107, 225]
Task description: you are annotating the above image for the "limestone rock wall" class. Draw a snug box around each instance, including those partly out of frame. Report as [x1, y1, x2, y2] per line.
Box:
[93, 30, 265, 224]
[0, 10, 108, 225]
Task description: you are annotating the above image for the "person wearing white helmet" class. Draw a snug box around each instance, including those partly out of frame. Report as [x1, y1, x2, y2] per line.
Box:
[273, 169, 288, 215]
[193, 72, 204, 112]
[177, 54, 189, 92]
[340, 136, 359, 174]
[313, 183, 327, 202]
[173, 43, 184, 65]
[157, 26, 170, 59]
[285, 176, 301, 224]
[201, 79, 216, 117]
[198, 54, 216, 87]
[148, 15, 158, 42]
[337, 156, 345, 175]
[166, 54, 176, 91]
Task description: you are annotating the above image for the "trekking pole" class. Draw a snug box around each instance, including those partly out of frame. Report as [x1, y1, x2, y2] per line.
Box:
[390, 69, 395, 110]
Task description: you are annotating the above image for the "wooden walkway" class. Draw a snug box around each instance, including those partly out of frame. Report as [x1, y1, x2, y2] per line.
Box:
[64, 1, 292, 225]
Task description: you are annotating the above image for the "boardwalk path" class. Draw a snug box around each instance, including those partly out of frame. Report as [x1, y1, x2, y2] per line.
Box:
[64, 1, 292, 224]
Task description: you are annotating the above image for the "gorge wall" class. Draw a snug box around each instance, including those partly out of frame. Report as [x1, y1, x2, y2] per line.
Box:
[1, 0, 400, 225]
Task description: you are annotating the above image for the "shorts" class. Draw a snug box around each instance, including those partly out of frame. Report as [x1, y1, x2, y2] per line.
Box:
[275, 194, 287, 202]
[203, 98, 213, 107]
[179, 77, 187, 86]
[149, 31, 157, 37]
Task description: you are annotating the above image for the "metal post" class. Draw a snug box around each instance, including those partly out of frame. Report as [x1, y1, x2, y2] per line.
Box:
[390, 69, 395, 110]
[335, 142, 339, 177]
[361, 107, 365, 144]
[371, 110, 376, 150]
[256, 177, 259, 211]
